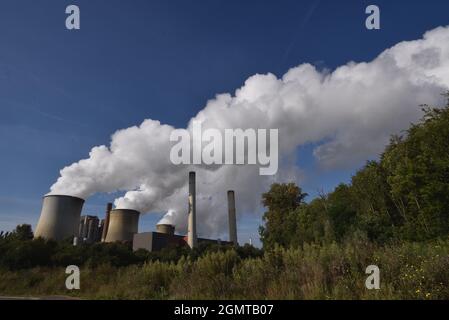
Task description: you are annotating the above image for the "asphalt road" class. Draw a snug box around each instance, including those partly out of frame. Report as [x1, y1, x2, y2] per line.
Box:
[0, 295, 80, 300]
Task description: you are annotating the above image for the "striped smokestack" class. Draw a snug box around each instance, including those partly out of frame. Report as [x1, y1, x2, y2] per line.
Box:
[227, 190, 238, 246]
[187, 171, 197, 248]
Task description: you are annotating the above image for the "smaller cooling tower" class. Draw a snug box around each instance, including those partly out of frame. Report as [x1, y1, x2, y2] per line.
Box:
[156, 224, 175, 235]
[104, 209, 140, 243]
[34, 195, 85, 241]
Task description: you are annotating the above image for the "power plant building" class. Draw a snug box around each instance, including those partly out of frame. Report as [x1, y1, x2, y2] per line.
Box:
[133, 230, 186, 252]
[35, 172, 238, 251]
[133, 171, 238, 252]
[133, 224, 232, 252]
[78, 215, 103, 243]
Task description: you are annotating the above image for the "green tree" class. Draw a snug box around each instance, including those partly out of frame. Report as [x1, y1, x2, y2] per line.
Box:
[11, 224, 34, 241]
[326, 184, 357, 241]
[259, 183, 307, 248]
[291, 197, 334, 246]
[381, 93, 449, 240]
[350, 161, 398, 242]
[259, 92, 449, 247]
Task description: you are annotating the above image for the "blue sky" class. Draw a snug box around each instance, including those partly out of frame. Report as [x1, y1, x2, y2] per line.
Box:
[1, 0, 448, 246]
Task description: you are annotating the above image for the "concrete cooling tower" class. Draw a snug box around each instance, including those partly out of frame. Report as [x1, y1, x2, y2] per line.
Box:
[104, 209, 140, 243]
[34, 195, 85, 241]
[156, 224, 175, 235]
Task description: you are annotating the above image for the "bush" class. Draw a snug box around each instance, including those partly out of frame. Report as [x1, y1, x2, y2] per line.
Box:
[0, 239, 448, 299]
[171, 250, 240, 299]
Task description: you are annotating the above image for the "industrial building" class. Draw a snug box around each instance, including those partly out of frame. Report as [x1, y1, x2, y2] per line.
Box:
[133, 224, 233, 252]
[78, 215, 104, 244]
[34, 171, 238, 252]
[132, 171, 238, 252]
[133, 223, 185, 252]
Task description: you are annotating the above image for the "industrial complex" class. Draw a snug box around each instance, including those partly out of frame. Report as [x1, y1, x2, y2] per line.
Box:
[34, 171, 238, 251]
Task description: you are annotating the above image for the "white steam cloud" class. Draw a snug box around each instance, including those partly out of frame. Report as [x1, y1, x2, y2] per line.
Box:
[50, 26, 449, 237]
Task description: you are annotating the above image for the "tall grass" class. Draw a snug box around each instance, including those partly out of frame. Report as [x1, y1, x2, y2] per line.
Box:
[0, 240, 448, 299]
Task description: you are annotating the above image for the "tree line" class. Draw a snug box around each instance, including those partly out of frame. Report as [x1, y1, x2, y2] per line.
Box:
[260, 93, 449, 248]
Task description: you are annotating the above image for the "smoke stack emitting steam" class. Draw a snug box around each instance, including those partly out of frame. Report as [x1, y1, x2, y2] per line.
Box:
[47, 27, 449, 237]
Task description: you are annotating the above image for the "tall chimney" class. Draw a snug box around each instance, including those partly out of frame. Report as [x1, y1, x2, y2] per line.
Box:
[227, 190, 238, 246]
[187, 171, 197, 248]
[101, 202, 113, 242]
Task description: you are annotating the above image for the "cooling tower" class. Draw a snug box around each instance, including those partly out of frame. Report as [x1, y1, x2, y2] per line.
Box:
[34, 195, 85, 241]
[104, 209, 140, 243]
[227, 190, 238, 246]
[156, 224, 175, 235]
[187, 171, 197, 248]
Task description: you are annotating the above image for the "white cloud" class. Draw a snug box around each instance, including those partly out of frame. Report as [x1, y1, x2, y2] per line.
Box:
[50, 26, 449, 237]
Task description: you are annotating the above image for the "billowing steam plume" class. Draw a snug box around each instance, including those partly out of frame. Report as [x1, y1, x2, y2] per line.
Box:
[50, 26, 449, 237]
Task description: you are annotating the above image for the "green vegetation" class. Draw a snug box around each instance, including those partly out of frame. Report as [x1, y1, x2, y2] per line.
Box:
[0, 93, 448, 299]
[260, 94, 449, 248]
[0, 240, 448, 299]
[0, 226, 261, 270]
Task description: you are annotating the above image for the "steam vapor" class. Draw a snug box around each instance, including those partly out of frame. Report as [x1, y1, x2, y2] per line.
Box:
[50, 26, 449, 237]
